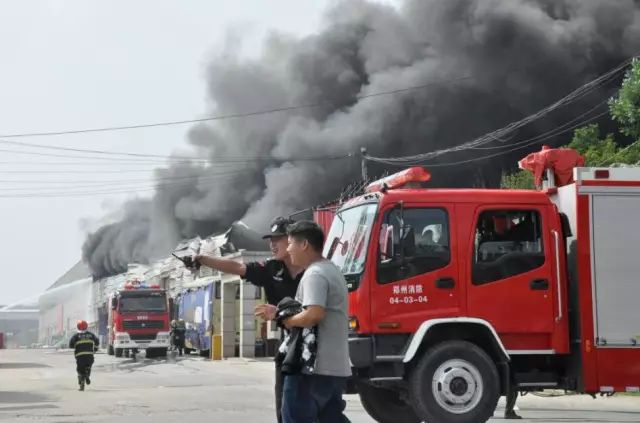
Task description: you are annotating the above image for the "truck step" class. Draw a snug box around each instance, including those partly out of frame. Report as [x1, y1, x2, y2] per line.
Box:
[514, 372, 559, 388]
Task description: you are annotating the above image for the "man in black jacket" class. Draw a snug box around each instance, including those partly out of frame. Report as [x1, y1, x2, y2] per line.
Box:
[69, 320, 99, 391]
[193, 216, 303, 423]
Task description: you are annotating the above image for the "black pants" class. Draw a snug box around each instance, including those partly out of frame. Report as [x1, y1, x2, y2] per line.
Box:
[173, 339, 184, 355]
[275, 361, 284, 423]
[506, 389, 518, 413]
[76, 355, 94, 379]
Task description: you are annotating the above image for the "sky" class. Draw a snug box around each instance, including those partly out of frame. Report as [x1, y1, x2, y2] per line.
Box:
[0, 0, 400, 306]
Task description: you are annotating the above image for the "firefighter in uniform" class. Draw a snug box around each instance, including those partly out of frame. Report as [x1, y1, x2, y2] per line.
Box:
[69, 320, 99, 391]
[190, 216, 303, 423]
[173, 319, 187, 356]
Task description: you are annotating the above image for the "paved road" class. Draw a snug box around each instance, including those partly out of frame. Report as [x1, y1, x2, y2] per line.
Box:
[1, 349, 639, 422]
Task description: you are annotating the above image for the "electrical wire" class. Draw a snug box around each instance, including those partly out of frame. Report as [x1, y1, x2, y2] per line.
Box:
[0, 172, 246, 198]
[468, 99, 610, 151]
[0, 139, 354, 164]
[0, 75, 474, 139]
[0, 170, 248, 191]
[0, 141, 354, 164]
[366, 57, 633, 166]
[416, 111, 610, 168]
[596, 139, 640, 166]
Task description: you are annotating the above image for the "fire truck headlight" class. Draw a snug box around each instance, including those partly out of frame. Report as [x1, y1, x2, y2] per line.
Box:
[115, 333, 130, 343]
[156, 332, 170, 342]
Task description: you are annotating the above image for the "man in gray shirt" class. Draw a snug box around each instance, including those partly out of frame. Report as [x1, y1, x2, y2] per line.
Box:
[280, 220, 351, 423]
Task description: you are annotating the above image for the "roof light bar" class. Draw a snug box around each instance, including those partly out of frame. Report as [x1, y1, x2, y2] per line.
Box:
[365, 167, 431, 193]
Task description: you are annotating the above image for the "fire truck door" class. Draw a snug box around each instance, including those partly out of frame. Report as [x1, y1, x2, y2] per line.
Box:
[371, 203, 461, 330]
[467, 206, 557, 352]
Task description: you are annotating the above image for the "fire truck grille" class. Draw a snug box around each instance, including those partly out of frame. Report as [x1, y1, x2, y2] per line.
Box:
[123, 320, 165, 330]
[129, 333, 158, 341]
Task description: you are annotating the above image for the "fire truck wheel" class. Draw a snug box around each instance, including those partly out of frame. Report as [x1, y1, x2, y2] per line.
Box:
[114, 348, 123, 358]
[124, 349, 130, 358]
[409, 340, 500, 423]
[357, 382, 420, 423]
[107, 345, 114, 356]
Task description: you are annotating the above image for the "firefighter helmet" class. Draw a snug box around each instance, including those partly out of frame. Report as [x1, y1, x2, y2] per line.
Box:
[77, 320, 88, 331]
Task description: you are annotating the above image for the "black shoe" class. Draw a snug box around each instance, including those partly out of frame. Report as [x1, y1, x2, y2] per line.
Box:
[85, 376, 91, 385]
[505, 410, 522, 419]
[79, 383, 85, 392]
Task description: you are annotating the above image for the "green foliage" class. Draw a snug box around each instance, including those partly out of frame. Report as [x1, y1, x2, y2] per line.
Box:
[568, 123, 640, 166]
[567, 124, 618, 166]
[610, 58, 640, 140]
[500, 169, 535, 190]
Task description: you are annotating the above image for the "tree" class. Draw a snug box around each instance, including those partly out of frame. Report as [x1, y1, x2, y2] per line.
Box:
[610, 58, 640, 141]
[567, 124, 618, 166]
[500, 169, 535, 190]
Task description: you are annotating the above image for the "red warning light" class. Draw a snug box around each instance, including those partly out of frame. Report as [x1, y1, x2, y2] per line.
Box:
[365, 167, 431, 193]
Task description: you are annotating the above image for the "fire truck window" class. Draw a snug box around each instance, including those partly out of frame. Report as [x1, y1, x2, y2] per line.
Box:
[119, 295, 167, 312]
[378, 208, 450, 284]
[472, 210, 545, 285]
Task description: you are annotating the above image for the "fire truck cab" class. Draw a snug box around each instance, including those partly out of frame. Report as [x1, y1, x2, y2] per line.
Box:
[323, 148, 640, 423]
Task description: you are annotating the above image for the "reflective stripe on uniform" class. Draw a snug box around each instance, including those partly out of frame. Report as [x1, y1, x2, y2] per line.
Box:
[75, 351, 94, 357]
[75, 339, 95, 346]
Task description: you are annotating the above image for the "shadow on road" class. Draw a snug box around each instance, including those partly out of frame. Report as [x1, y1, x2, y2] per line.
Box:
[0, 362, 51, 369]
[0, 404, 57, 412]
[0, 391, 54, 404]
[92, 353, 206, 374]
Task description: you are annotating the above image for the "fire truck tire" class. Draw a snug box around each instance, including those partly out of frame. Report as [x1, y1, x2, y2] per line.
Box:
[146, 349, 155, 358]
[107, 345, 114, 356]
[115, 348, 123, 358]
[124, 349, 130, 358]
[409, 340, 500, 423]
[357, 382, 420, 423]
[159, 348, 168, 357]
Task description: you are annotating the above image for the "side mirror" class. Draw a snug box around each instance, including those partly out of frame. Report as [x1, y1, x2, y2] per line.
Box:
[110, 297, 117, 310]
[326, 237, 340, 260]
[379, 224, 395, 262]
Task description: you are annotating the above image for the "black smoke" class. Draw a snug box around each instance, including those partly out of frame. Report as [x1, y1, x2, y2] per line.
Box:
[82, 0, 640, 278]
[82, 200, 151, 279]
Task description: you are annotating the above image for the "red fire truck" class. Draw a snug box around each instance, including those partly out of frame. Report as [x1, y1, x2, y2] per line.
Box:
[322, 147, 640, 423]
[107, 280, 171, 358]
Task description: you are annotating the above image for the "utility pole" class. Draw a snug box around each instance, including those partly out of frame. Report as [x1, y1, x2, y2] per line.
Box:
[360, 147, 368, 181]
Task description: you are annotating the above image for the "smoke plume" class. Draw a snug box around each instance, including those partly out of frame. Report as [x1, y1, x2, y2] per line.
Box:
[82, 0, 640, 278]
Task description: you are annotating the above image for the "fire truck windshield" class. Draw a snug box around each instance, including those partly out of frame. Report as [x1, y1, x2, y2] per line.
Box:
[119, 295, 167, 312]
[324, 203, 377, 275]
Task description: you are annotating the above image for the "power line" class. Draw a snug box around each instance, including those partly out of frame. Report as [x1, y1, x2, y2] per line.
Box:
[366, 108, 608, 169]
[0, 172, 247, 198]
[0, 75, 474, 139]
[468, 99, 609, 151]
[0, 170, 248, 190]
[596, 139, 640, 166]
[0, 154, 353, 174]
[0, 140, 354, 164]
[366, 57, 632, 166]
